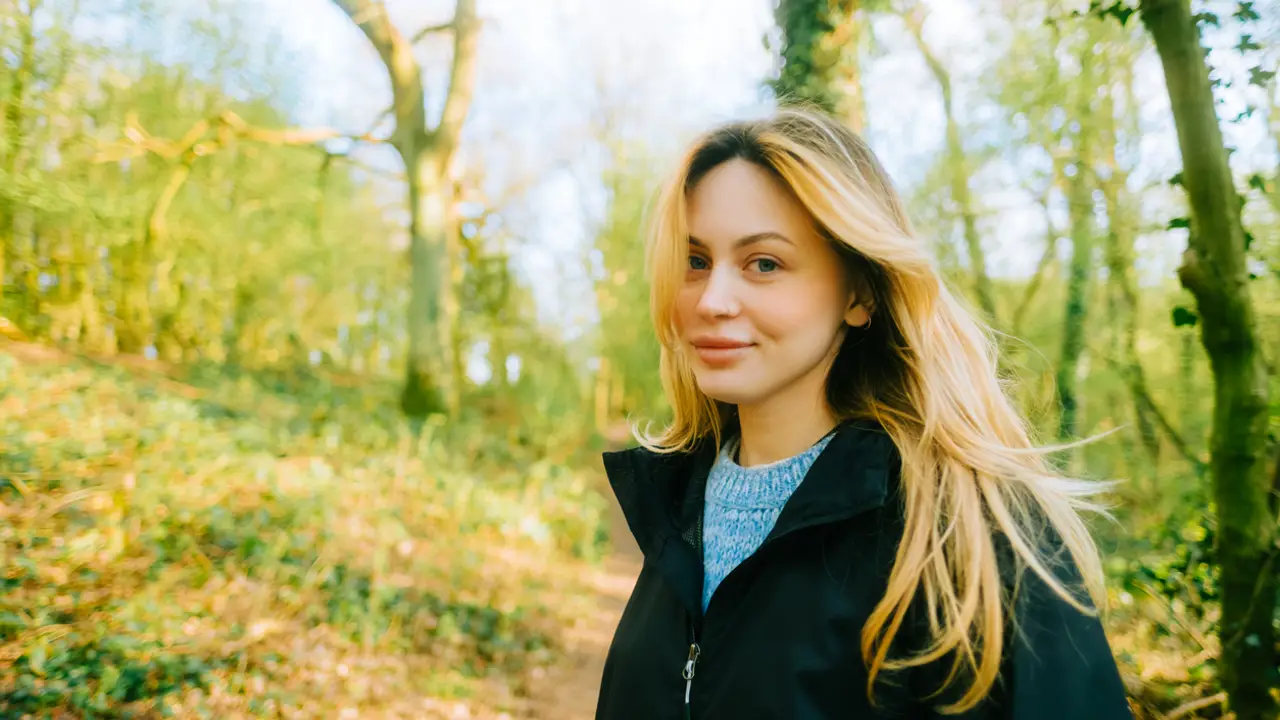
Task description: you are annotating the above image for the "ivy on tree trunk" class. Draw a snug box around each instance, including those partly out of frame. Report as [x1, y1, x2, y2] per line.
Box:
[1140, 0, 1278, 716]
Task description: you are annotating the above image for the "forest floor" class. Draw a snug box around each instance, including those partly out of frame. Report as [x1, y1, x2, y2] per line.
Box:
[510, 463, 641, 720]
[405, 465, 642, 720]
[523, 552, 640, 719]
[0, 339, 646, 720]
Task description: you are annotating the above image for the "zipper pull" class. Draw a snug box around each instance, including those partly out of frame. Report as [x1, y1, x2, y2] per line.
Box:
[682, 642, 701, 706]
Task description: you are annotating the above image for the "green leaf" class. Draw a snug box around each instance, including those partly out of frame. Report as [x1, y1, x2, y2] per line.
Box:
[28, 641, 47, 676]
[1172, 306, 1199, 327]
[1232, 2, 1260, 23]
[1235, 34, 1262, 53]
[1167, 217, 1191, 230]
[1168, 171, 1184, 187]
[1248, 66, 1276, 87]
[1193, 11, 1220, 26]
[1088, 1, 1137, 25]
[1247, 174, 1267, 192]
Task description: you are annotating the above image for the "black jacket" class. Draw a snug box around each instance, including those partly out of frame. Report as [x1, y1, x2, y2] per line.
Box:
[595, 421, 1132, 719]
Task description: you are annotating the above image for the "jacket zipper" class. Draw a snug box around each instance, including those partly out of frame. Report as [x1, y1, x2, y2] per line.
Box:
[679, 520, 843, 717]
[682, 630, 700, 718]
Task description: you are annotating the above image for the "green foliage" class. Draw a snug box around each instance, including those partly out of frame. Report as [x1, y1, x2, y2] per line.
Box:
[0, 0, 403, 372]
[0, 348, 608, 715]
[591, 156, 669, 428]
[769, 0, 863, 113]
[1172, 305, 1199, 327]
[1077, 1, 1138, 27]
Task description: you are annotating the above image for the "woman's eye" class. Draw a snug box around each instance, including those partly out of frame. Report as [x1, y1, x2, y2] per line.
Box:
[750, 258, 780, 273]
[689, 255, 710, 271]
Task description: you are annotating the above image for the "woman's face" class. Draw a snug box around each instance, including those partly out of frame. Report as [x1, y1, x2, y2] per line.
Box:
[677, 158, 870, 411]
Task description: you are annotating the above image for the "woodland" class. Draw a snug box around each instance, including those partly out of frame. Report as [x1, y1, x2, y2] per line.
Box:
[0, 0, 1278, 717]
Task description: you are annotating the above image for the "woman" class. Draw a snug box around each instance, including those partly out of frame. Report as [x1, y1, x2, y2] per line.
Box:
[595, 107, 1132, 719]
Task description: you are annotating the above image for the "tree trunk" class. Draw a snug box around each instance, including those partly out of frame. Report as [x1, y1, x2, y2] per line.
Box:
[401, 149, 449, 416]
[1097, 76, 1160, 474]
[333, 0, 478, 420]
[1056, 157, 1094, 445]
[114, 122, 204, 355]
[901, 6, 996, 322]
[1141, 0, 1278, 715]
[772, 0, 867, 132]
[441, 179, 466, 415]
[830, 0, 866, 134]
[1, 0, 40, 318]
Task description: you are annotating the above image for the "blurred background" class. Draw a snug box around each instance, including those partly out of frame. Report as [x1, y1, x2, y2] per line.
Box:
[0, 0, 1277, 717]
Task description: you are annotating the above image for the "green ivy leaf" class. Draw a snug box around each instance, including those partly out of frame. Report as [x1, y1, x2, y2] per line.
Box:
[1168, 217, 1191, 230]
[1233, 106, 1256, 122]
[1235, 34, 1262, 53]
[1172, 306, 1199, 327]
[1232, 1, 1260, 23]
[1194, 11, 1220, 26]
[1248, 66, 1276, 87]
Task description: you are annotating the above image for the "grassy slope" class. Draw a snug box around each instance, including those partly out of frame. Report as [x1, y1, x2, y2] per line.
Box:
[0, 342, 609, 719]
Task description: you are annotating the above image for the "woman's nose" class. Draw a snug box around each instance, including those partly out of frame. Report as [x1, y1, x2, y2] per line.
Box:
[696, 268, 740, 319]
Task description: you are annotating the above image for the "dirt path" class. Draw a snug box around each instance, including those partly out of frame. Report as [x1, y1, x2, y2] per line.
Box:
[524, 467, 642, 720]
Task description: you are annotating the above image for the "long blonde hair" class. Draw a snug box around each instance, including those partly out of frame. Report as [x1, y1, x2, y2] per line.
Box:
[638, 107, 1108, 713]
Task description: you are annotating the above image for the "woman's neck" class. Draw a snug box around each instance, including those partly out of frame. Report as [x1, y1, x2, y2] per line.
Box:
[734, 393, 839, 467]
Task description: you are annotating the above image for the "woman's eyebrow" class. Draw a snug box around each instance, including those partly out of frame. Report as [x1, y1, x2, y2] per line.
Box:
[687, 232, 795, 249]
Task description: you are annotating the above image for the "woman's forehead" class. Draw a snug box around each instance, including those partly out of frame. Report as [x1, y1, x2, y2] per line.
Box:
[686, 160, 817, 248]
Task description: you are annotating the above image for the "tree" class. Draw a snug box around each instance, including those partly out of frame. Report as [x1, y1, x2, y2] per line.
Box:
[1139, 0, 1278, 715]
[897, 1, 997, 323]
[591, 154, 668, 435]
[332, 0, 479, 420]
[771, 0, 869, 133]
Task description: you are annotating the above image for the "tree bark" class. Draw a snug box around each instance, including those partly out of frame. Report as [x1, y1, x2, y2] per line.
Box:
[1056, 156, 1094, 445]
[1097, 73, 1160, 472]
[333, 0, 478, 419]
[773, 0, 868, 133]
[1141, 0, 1278, 715]
[1, 0, 41, 318]
[828, 0, 866, 134]
[1010, 191, 1057, 339]
[900, 6, 996, 322]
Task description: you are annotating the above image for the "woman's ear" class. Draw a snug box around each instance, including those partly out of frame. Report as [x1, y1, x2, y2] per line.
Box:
[845, 300, 871, 328]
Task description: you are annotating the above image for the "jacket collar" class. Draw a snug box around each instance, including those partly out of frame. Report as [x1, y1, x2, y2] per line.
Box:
[603, 420, 900, 618]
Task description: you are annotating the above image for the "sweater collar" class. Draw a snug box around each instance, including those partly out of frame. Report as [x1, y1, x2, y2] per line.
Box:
[603, 420, 900, 618]
[704, 432, 836, 510]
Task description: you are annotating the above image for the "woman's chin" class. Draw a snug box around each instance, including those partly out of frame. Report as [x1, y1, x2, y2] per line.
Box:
[693, 371, 766, 407]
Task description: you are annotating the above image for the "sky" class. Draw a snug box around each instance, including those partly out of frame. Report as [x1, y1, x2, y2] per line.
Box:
[237, 0, 1276, 340]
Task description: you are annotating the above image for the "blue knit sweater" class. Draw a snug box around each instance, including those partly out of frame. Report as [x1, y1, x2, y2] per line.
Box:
[701, 432, 835, 611]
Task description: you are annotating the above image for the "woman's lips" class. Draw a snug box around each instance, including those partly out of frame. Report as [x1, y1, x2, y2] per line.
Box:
[691, 338, 755, 367]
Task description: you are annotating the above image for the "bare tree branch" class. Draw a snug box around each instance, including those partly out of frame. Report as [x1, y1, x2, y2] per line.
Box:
[434, 0, 479, 156]
[332, 0, 428, 154]
[220, 111, 386, 146]
[1012, 189, 1058, 338]
[411, 21, 454, 45]
[93, 111, 387, 164]
[1092, 342, 1208, 474]
[1161, 692, 1226, 720]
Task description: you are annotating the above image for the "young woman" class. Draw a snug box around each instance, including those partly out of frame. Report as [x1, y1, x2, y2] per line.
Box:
[595, 108, 1132, 719]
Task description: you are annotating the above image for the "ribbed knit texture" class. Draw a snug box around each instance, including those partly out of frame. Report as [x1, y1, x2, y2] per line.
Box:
[701, 432, 835, 612]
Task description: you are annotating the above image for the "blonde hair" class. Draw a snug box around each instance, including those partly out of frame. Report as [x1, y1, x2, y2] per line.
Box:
[638, 106, 1107, 712]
